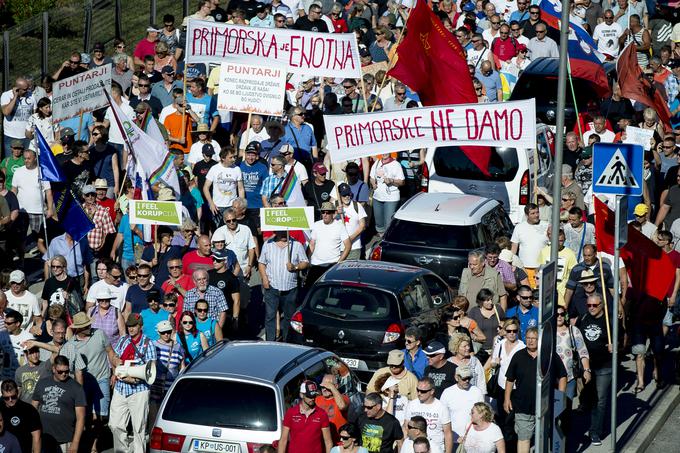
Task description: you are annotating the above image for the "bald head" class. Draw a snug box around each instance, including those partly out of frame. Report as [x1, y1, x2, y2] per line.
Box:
[197, 234, 211, 256]
[480, 61, 492, 73]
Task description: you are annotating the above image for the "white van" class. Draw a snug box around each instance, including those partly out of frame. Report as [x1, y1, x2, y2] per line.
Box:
[422, 124, 555, 224]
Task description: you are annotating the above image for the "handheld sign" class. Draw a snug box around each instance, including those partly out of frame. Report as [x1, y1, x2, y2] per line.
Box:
[216, 62, 286, 116]
[592, 143, 643, 196]
[130, 200, 182, 226]
[52, 65, 112, 123]
[260, 207, 315, 231]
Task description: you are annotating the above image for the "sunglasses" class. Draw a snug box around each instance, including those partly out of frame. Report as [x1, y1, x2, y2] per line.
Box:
[363, 404, 376, 409]
[160, 331, 172, 335]
[459, 376, 472, 381]
[587, 303, 601, 308]
[2, 395, 17, 401]
[340, 435, 352, 440]
[557, 312, 566, 317]
[138, 84, 150, 87]
[519, 295, 532, 300]
[405, 339, 416, 344]
[137, 273, 150, 278]
[162, 303, 176, 307]
[51, 265, 64, 269]
[168, 265, 182, 269]
[196, 308, 208, 313]
[225, 219, 237, 223]
[110, 274, 122, 279]
[505, 329, 518, 333]
[417, 388, 433, 393]
[182, 320, 194, 325]
[55, 369, 69, 375]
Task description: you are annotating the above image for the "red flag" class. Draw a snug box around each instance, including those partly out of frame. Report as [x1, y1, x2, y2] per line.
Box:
[387, 1, 490, 175]
[594, 197, 675, 300]
[617, 43, 671, 130]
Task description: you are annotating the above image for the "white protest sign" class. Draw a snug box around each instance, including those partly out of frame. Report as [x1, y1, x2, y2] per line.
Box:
[260, 206, 315, 231]
[52, 65, 111, 123]
[186, 20, 361, 78]
[129, 200, 182, 226]
[323, 99, 537, 163]
[216, 63, 286, 116]
[623, 126, 654, 151]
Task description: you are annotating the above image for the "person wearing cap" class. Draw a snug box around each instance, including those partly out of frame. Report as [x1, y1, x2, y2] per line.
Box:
[307, 201, 351, 285]
[314, 373, 350, 444]
[574, 144, 593, 193]
[367, 350, 418, 400]
[110, 312, 157, 452]
[85, 262, 130, 313]
[148, 318, 184, 426]
[5, 270, 41, 331]
[89, 286, 126, 346]
[664, 59, 680, 109]
[343, 161, 369, 203]
[250, 3, 274, 27]
[239, 141, 270, 212]
[60, 140, 92, 197]
[563, 244, 616, 314]
[566, 268, 604, 322]
[192, 143, 218, 208]
[207, 247, 241, 332]
[133, 25, 161, 67]
[304, 162, 336, 220]
[139, 288, 170, 341]
[405, 377, 454, 453]
[633, 203, 655, 237]
[402, 416, 437, 453]
[15, 342, 52, 403]
[336, 182, 367, 260]
[278, 379, 332, 453]
[355, 392, 404, 452]
[152, 65, 182, 108]
[278, 144, 309, 186]
[188, 123, 219, 165]
[89, 42, 111, 68]
[440, 365, 484, 448]
[423, 341, 457, 399]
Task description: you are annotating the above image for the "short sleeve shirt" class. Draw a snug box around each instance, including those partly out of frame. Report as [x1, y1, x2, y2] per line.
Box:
[282, 404, 330, 453]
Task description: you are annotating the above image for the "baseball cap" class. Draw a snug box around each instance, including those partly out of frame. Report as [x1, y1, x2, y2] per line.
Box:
[202, 143, 215, 156]
[424, 341, 446, 356]
[245, 141, 261, 154]
[82, 185, 96, 195]
[634, 203, 649, 216]
[61, 127, 76, 136]
[279, 144, 294, 155]
[300, 380, 320, 397]
[9, 270, 25, 284]
[345, 162, 360, 175]
[93, 42, 105, 52]
[126, 313, 144, 327]
[462, 1, 476, 12]
[156, 320, 173, 333]
[581, 146, 593, 159]
[320, 201, 335, 212]
[161, 65, 175, 74]
[256, 3, 266, 12]
[359, 46, 370, 58]
[212, 248, 231, 261]
[386, 350, 405, 366]
[312, 162, 327, 175]
[10, 139, 24, 149]
[337, 183, 352, 197]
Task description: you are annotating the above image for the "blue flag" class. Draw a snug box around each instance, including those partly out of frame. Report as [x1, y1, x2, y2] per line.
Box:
[35, 128, 65, 182]
[53, 190, 95, 243]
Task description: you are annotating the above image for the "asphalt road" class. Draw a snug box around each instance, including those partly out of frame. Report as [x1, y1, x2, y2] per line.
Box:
[645, 393, 680, 452]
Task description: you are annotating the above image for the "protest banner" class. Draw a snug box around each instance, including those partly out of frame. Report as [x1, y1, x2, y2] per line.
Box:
[216, 62, 286, 116]
[186, 20, 361, 78]
[323, 99, 537, 162]
[52, 65, 111, 123]
[361, 61, 389, 77]
[130, 200, 182, 226]
[260, 206, 315, 231]
[623, 126, 654, 151]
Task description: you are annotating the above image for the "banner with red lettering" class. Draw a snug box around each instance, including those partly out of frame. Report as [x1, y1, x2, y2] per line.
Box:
[186, 19, 361, 78]
[323, 99, 536, 163]
[52, 65, 111, 123]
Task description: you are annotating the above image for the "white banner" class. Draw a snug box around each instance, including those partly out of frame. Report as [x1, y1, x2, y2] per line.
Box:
[623, 126, 654, 151]
[186, 19, 361, 78]
[52, 65, 111, 123]
[217, 62, 286, 116]
[323, 99, 537, 163]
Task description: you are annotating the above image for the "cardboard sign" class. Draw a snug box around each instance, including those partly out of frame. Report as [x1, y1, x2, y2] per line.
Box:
[260, 207, 315, 231]
[186, 20, 361, 78]
[622, 126, 654, 151]
[130, 200, 182, 226]
[361, 61, 389, 77]
[216, 62, 286, 116]
[323, 99, 537, 162]
[52, 65, 111, 123]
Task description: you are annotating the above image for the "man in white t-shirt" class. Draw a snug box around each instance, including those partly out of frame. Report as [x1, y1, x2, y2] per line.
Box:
[5, 310, 34, 366]
[85, 262, 129, 312]
[5, 270, 41, 330]
[280, 144, 309, 185]
[403, 377, 453, 453]
[103, 84, 135, 150]
[511, 203, 549, 288]
[337, 183, 367, 260]
[237, 115, 270, 156]
[204, 147, 245, 223]
[11, 149, 53, 232]
[593, 10, 623, 58]
[440, 365, 484, 445]
[1, 77, 35, 157]
[308, 201, 351, 286]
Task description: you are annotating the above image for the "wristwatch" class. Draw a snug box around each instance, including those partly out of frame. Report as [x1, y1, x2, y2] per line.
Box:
[584, 369, 591, 373]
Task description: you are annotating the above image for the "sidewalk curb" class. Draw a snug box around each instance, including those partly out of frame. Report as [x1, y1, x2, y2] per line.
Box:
[622, 387, 680, 453]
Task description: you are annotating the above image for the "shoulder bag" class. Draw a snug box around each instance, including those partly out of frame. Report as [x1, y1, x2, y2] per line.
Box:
[568, 326, 584, 380]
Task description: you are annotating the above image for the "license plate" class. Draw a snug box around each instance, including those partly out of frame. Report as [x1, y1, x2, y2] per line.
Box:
[341, 357, 360, 368]
[192, 439, 240, 453]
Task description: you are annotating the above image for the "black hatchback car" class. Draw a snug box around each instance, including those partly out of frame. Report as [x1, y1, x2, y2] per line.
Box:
[289, 261, 453, 378]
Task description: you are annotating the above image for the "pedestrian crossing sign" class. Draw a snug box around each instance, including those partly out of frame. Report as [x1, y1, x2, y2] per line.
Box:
[592, 143, 643, 196]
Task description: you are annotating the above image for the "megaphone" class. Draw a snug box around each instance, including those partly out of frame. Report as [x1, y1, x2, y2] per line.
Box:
[115, 360, 157, 385]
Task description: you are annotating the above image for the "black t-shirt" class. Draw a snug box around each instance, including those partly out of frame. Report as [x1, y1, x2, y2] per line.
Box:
[208, 269, 239, 308]
[129, 95, 163, 118]
[56, 65, 86, 81]
[294, 17, 330, 32]
[211, 6, 227, 22]
[126, 283, 163, 314]
[577, 313, 611, 369]
[33, 376, 86, 443]
[355, 411, 403, 453]
[424, 361, 457, 399]
[0, 399, 42, 453]
[141, 245, 183, 283]
[62, 159, 93, 197]
[237, 215, 259, 237]
[505, 348, 567, 415]
[304, 180, 336, 220]
[41, 276, 79, 305]
[193, 159, 217, 193]
[229, 0, 260, 19]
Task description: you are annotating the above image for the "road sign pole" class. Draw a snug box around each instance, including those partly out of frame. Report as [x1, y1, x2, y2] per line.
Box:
[611, 195, 621, 451]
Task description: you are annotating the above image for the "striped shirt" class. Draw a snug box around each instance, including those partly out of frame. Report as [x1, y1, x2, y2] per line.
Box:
[152, 340, 184, 395]
[258, 238, 309, 291]
[260, 172, 286, 200]
[113, 334, 157, 397]
[184, 286, 229, 322]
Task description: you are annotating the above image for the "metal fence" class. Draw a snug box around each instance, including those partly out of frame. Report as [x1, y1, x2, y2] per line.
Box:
[1, 0, 190, 90]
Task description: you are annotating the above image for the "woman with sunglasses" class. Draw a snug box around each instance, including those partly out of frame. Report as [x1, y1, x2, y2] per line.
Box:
[330, 422, 368, 453]
[176, 311, 208, 365]
[88, 287, 125, 346]
[194, 299, 223, 346]
[41, 255, 81, 317]
[448, 333, 487, 396]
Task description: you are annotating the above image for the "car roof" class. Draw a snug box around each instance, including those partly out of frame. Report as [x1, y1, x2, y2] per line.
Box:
[394, 192, 498, 226]
[519, 57, 616, 78]
[184, 341, 329, 382]
[318, 260, 428, 290]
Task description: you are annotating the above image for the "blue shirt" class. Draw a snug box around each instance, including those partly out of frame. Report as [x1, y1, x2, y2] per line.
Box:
[196, 318, 218, 347]
[402, 347, 428, 379]
[283, 123, 316, 153]
[118, 214, 142, 262]
[177, 331, 203, 364]
[185, 92, 218, 126]
[59, 113, 94, 142]
[140, 308, 169, 341]
[151, 79, 183, 108]
[239, 160, 269, 209]
[43, 233, 92, 277]
[505, 305, 539, 342]
[475, 69, 503, 102]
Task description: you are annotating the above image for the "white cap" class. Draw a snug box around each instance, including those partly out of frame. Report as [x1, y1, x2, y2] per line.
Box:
[156, 320, 173, 333]
[94, 287, 115, 300]
[380, 375, 400, 392]
[9, 270, 25, 284]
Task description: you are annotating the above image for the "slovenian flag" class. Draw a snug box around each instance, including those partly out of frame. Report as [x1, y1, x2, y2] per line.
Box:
[538, 0, 610, 97]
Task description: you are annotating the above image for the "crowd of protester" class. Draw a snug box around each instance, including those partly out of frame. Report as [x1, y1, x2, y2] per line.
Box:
[0, 0, 679, 452]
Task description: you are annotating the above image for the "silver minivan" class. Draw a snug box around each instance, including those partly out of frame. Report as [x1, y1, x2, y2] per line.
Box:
[150, 341, 362, 453]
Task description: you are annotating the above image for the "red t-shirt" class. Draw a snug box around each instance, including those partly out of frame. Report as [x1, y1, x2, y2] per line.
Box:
[282, 404, 330, 453]
[97, 198, 116, 223]
[133, 38, 157, 61]
[315, 394, 349, 444]
[182, 251, 213, 276]
[491, 37, 518, 62]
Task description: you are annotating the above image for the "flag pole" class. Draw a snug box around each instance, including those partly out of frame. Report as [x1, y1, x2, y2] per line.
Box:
[34, 137, 52, 251]
[371, 4, 412, 112]
[567, 59, 584, 143]
[597, 255, 613, 344]
[180, 23, 190, 145]
[77, 112, 84, 140]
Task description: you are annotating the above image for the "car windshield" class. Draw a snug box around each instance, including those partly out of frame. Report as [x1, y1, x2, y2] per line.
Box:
[308, 285, 393, 320]
[433, 145, 519, 181]
[385, 219, 481, 249]
[162, 378, 277, 431]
